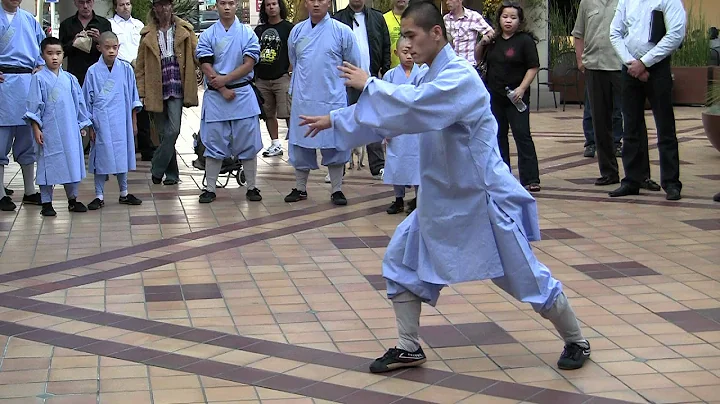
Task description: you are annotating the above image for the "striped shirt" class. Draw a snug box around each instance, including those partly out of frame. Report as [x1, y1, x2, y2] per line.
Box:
[443, 8, 493, 66]
[158, 26, 183, 99]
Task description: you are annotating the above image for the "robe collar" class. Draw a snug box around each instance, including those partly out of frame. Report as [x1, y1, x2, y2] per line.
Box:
[425, 43, 454, 81]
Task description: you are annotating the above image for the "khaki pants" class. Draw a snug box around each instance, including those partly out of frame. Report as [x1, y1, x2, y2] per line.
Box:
[256, 74, 291, 119]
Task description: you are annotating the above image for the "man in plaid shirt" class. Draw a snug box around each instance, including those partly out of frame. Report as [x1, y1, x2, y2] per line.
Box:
[443, 0, 494, 66]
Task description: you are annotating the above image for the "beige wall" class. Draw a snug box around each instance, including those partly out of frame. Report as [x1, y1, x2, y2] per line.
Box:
[683, 0, 720, 29]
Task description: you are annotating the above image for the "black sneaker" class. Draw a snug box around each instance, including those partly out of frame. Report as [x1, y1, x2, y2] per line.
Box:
[199, 190, 216, 203]
[557, 341, 591, 370]
[615, 143, 622, 157]
[387, 199, 404, 214]
[331, 191, 347, 206]
[284, 188, 307, 203]
[68, 199, 87, 213]
[246, 188, 262, 202]
[88, 198, 105, 210]
[406, 197, 417, 214]
[0, 196, 16, 211]
[119, 194, 143, 205]
[41, 202, 56, 217]
[583, 145, 596, 158]
[369, 347, 427, 374]
[666, 187, 682, 201]
[22, 192, 41, 205]
[641, 178, 661, 192]
[4, 187, 13, 196]
[151, 175, 162, 184]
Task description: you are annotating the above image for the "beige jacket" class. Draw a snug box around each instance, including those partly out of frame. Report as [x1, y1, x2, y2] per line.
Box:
[135, 16, 198, 113]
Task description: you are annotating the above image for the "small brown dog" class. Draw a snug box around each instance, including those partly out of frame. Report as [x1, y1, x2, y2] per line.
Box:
[348, 146, 365, 170]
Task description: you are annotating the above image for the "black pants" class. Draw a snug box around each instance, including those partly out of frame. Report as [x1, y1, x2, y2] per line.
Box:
[366, 141, 385, 175]
[491, 96, 540, 186]
[621, 59, 681, 191]
[136, 108, 156, 156]
[586, 70, 620, 179]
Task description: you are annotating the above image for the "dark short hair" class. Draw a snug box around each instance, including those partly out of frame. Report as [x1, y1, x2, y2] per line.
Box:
[493, 1, 538, 42]
[259, 0, 288, 24]
[40, 36, 63, 53]
[401, 0, 447, 40]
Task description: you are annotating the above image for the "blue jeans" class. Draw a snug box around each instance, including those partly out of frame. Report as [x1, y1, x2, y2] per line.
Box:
[583, 86, 624, 147]
[151, 97, 183, 181]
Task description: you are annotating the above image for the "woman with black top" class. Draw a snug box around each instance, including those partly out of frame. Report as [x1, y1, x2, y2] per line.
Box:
[477, 1, 541, 192]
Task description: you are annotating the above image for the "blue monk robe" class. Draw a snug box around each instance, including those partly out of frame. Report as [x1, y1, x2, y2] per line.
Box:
[382, 64, 424, 187]
[287, 13, 360, 168]
[83, 56, 143, 175]
[330, 44, 561, 310]
[0, 8, 45, 167]
[196, 17, 263, 160]
[24, 68, 91, 186]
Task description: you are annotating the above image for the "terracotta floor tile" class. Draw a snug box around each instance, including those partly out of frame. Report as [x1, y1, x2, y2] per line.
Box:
[408, 385, 473, 403]
[636, 387, 701, 404]
[99, 391, 153, 404]
[100, 377, 150, 392]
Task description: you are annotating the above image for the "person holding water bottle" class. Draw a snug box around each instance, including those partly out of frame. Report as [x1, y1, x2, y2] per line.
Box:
[477, 1, 540, 193]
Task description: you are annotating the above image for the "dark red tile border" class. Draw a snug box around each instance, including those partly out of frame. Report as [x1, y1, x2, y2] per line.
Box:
[0, 222, 12, 231]
[0, 320, 426, 404]
[656, 309, 720, 333]
[0, 295, 633, 404]
[364, 275, 386, 291]
[144, 283, 224, 302]
[683, 219, 720, 231]
[540, 228, 584, 240]
[698, 175, 720, 180]
[0, 190, 395, 288]
[329, 236, 391, 250]
[572, 261, 660, 280]
[4, 205, 390, 297]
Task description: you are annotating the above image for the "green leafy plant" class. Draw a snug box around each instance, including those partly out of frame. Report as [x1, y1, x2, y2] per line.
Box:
[547, 2, 575, 67]
[671, 6, 710, 67]
[708, 80, 720, 114]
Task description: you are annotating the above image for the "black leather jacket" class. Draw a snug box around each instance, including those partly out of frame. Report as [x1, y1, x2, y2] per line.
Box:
[333, 5, 391, 78]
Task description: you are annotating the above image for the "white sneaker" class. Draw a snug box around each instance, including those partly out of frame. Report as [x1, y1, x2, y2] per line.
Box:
[325, 173, 331, 183]
[373, 168, 384, 180]
[262, 144, 283, 157]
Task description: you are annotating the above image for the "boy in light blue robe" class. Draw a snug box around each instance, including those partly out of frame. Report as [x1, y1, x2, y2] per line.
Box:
[0, 0, 44, 211]
[382, 37, 422, 215]
[24, 37, 92, 217]
[84, 32, 143, 210]
[300, 1, 590, 373]
[283, 0, 360, 206]
[196, 0, 263, 204]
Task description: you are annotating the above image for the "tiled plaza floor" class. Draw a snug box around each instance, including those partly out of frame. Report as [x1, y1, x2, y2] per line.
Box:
[0, 103, 718, 404]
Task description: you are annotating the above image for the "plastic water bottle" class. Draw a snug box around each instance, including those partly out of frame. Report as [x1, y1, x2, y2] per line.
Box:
[505, 86, 527, 112]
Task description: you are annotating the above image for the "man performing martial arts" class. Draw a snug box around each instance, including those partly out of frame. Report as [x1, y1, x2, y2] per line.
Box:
[0, 0, 44, 211]
[283, 0, 360, 206]
[196, 0, 263, 203]
[300, 0, 591, 373]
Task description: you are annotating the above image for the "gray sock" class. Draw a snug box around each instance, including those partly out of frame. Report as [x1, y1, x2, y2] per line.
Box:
[204, 157, 222, 193]
[540, 292, 586, 345]
[21, 164, 35, 195]
[328, 164, 344, 194]
[391, 291, 422, 352]
[242, 157, 257, 190]
[295, 169, 309, 192]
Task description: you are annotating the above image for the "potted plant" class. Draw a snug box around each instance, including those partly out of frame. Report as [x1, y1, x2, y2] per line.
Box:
[671, 6, 710, 105]
[702, 80, 720, 152]
[547, 3, 581, 103]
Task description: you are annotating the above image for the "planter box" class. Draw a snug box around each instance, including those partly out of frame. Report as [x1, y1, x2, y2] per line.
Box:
[702, 111, 720, 153]
[672, 66, 709, 105]
[551, 72, 585, 105]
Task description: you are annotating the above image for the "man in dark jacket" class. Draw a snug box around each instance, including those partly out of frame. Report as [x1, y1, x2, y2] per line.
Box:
[334, 0, 391, 179]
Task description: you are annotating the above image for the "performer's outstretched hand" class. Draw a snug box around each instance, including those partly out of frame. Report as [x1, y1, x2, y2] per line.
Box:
[299, 115, 331, 138]
[338, 62, 369, 90]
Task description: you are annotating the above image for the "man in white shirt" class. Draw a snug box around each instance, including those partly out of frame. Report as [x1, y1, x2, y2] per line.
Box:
[333, 0, 390, 179]
[443, 0, 493, 66]
[609, 0, 686, 201]
[111, 0, 156, 161]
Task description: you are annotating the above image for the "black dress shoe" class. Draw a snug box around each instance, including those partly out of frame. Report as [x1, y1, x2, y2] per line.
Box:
[666, 188, 682, 201]
[714, 192, 720, 202]
[640, 178, 661, 191]
[595, 176, 620, 186]
[608, 184, 639, 197]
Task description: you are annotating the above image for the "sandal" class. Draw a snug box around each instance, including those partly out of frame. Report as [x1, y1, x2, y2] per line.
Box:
[526, 184, 541, 193]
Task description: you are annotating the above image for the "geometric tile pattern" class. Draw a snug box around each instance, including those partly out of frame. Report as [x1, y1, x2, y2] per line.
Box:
[144, 283, 223, 302]
[0, 106, 719, 404]
[572, 261, 661, 279]
[420, 322, 517, 347]
[656, 309, 720, 332]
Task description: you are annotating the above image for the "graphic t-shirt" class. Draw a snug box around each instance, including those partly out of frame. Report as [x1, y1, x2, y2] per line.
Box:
[254, 20, 293, 80]
[383, 10, 402, 68]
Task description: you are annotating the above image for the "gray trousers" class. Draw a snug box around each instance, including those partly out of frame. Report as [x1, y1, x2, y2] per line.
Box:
[392, 290, 585, 352]
[151, 97, 183, 181]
